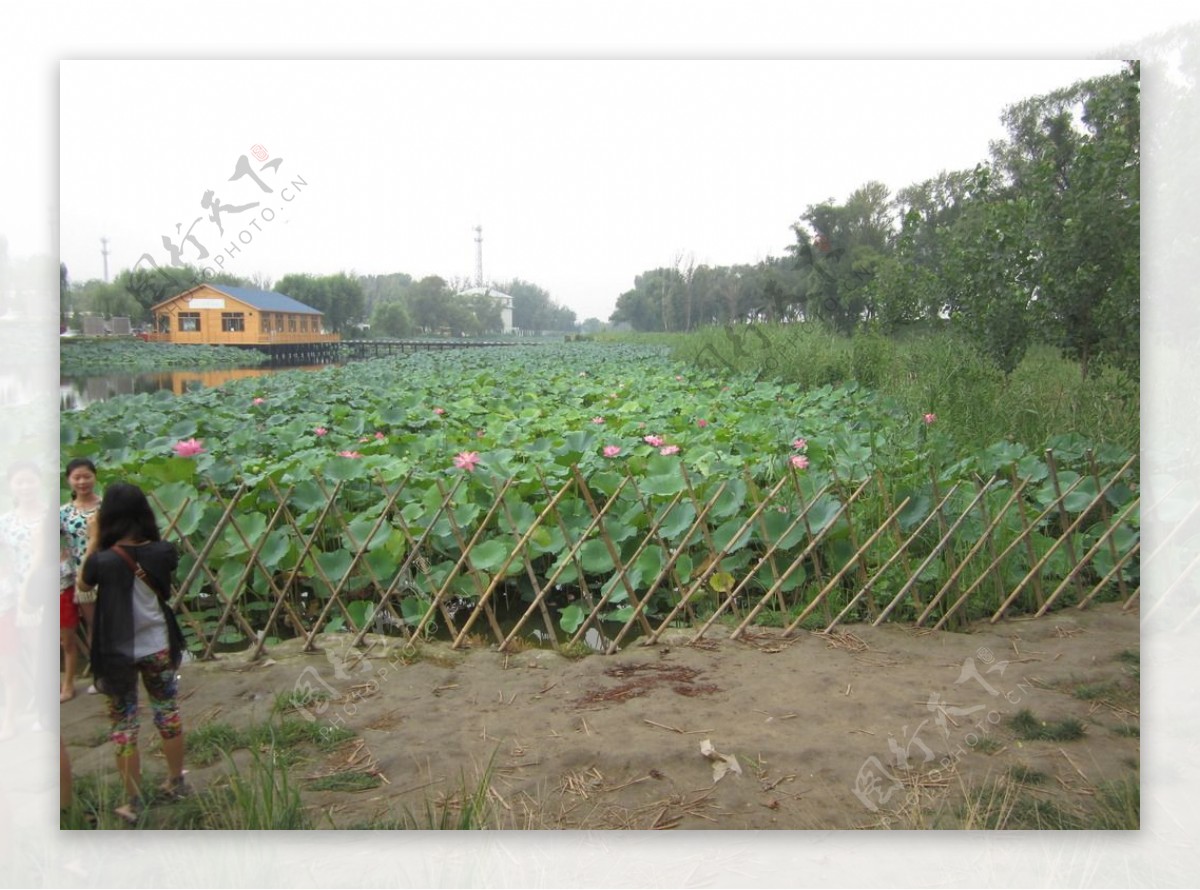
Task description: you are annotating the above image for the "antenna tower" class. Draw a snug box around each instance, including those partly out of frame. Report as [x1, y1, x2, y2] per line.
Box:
[100, 236, 111, 282]
[474, 224, 483, 288]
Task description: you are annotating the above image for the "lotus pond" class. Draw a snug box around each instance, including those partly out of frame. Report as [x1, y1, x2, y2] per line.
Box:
[60, 342, 1139, 650]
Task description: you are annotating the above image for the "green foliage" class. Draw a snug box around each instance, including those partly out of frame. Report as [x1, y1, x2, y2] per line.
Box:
[62, 340, 1138, 644]
[60, 339, 269, 376]
[1009, 708, 1086, 742]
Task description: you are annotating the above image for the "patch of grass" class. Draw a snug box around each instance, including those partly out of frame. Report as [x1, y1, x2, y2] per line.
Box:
[187, 721, 247, 766]
[306, 771, 383, 793]
[1010, 708, 1086, 742]
[556, 641, 594, 660]
[1092, 773, 1140, 829]
[1008, 764, 1048, 785]
[273, 687, 333, 715]
[1116, 648, 1140, 679]
[79, 726, 111, 748]
[1113, 724, 1140, 738]
[971, 736, 1003, 754]
[246, 717, 355, 754]
[59, 770, 127, 829]
[395, 756, 498, 829]
[954, 778, 1089, 830]
[1074, 681, 1122, 701]
[198, 743, 311, 829]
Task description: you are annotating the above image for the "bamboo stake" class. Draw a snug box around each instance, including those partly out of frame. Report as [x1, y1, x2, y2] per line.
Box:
[921, 472, 1089, 628]
[433, 477, 508, 644]
[683, 472, 803, 643]
[624, 480, 730, 648]
[1008, 464, 1046, 610]
[930, 477, 1029, 631]
[871, 482, 963, 626]
[990, 453, 1138, 623]
[496, 474, 630, 652]
[491, 485, 562, 650]
[776, 491, 906, 634]
[345, 470, 447, 650]
[734, 478, 870, 637]
[1087, 449, 1131, 603]
[201, 488, 294, 660]
[1076, 542, 1141, 611]
[1045, 450, 1088, 606]
[1035, 496, 1141, 615]
[567, 484, 684, 651]
[569, 465, 655, 642]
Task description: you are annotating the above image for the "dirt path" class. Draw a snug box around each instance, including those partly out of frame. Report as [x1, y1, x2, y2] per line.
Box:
[61, 603, 1140, 829]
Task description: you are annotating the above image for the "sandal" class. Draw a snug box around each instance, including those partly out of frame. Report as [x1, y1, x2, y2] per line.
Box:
[114, 797, 144, 825]
[159, 774, 192, 801]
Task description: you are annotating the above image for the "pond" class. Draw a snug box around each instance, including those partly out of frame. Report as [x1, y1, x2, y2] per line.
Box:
[60, 364, 335, 410]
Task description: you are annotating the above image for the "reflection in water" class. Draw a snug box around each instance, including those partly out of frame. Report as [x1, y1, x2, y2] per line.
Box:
[60, 364, 333, 410]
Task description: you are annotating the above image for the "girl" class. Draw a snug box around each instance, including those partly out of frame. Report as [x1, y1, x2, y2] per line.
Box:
[77, 482, 188, 823]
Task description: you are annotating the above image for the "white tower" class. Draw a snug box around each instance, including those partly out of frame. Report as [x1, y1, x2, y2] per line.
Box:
[474, 224, 483, 287]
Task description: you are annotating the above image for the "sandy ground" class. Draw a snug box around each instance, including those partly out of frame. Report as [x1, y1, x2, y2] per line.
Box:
[60, 603, 1140, 830]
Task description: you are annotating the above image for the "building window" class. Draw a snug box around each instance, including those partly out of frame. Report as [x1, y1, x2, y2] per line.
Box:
[288, 315, 297, 332]
[179, 312, 200, 332]
[276, 314, 284, 332]
[300, 316, 308, 332]
[221, 312, 245, 333]
[261, 312, 270, 332]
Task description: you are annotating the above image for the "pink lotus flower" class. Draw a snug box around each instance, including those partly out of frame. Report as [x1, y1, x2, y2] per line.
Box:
[697, 419, 708, 428]
[173, 438, 205, 458]
[592, 416, 605, 424]
[433, 407, 446, 416]
[453, 451, 481, 472]
[790, 454, 809, 470]
[792, 437, 807, 451]
[476, 429, 486, 438]
[314, 426, 328, 437]
[923, 413, 937, 425]
[359, 436, 371, 443]
[643, 435, 664, 447]
[675, 375, 683, 381]
[375, 431, 385, 440]
[252, 397, 265, 405]
[602, 445, 622, 458]
[659, 445, 680, 456]
[338, 450, 363, 459]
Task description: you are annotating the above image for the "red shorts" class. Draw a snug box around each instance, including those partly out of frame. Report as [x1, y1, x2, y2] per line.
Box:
[61, 587, 80, 630]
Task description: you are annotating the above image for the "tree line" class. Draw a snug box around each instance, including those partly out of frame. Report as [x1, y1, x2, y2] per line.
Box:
[610, 64, 1139, 378]
[61, 265, 578, 337]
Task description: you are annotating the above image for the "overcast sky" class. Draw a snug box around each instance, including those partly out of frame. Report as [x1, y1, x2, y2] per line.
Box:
[60, 59, 1127, 322]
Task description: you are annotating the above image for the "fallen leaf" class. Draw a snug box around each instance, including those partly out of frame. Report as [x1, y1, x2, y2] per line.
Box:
[699, 738, 742, 783]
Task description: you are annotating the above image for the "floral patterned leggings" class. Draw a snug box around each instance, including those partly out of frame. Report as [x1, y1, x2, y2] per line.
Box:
[106, 648, 182, 757]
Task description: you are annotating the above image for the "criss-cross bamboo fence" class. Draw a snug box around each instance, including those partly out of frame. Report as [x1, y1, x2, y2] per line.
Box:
[149, 449, 1140, 660]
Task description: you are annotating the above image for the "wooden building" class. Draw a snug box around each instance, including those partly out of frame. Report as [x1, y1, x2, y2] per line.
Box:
[146, 284, 340, 362]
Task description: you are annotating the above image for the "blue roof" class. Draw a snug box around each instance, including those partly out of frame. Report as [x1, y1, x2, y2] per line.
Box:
[208, 285, 322, 314]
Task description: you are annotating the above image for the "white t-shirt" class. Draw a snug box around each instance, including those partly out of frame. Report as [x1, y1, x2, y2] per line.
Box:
[131, 577, 169, 659]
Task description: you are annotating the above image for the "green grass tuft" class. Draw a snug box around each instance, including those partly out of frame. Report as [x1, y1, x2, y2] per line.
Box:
[1009, 708, 1086, 742]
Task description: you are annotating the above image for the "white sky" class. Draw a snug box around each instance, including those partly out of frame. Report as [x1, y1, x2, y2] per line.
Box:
[59, 59, 1126, 321]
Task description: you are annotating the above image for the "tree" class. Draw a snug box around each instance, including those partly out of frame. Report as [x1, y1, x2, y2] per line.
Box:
[788, 181, 895, 333]
[999, 65, 1140, 377]
[370, 300, 414, 337]
[501, 278, 576, 332]
[274, 271, 366, 334]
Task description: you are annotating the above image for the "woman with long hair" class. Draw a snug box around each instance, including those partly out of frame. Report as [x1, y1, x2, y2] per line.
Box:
[76, 482, 188, 824]
[60, 457, 100, 697]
